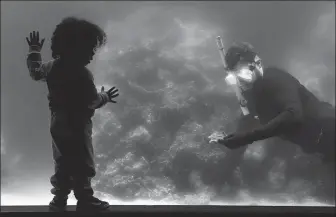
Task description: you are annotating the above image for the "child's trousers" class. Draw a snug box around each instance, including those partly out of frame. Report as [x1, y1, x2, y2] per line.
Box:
[49, 111, 96, 200]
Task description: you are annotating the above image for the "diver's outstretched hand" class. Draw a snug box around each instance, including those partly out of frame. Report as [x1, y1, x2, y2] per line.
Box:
[217, 132, 253, 149]
[26, 31, 45, 51]
[101, 86, 119, 103]
[208, 131, 253, 149]
[208, 132, 226, 144]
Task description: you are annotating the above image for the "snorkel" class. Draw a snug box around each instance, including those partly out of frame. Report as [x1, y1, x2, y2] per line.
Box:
[216, 36, 250, 116]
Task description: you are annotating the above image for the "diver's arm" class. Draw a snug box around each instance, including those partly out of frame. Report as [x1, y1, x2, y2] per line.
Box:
[245, 74, 303, 141]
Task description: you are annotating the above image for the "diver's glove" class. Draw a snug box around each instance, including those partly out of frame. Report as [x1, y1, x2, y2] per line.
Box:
[217, 132, 254, 149]
[100, 86, 119, 103]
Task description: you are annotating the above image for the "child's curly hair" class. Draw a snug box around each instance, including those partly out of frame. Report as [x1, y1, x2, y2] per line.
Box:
[51, 17, 107, 60]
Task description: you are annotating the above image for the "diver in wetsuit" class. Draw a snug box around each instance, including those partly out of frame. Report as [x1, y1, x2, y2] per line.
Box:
[211, 42, 335, 164]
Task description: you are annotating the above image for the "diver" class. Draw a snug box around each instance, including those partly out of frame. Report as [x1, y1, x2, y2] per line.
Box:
[210, 42, 335, 165]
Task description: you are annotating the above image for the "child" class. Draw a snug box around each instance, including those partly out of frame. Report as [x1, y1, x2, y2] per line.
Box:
[26, 17, 119, 212]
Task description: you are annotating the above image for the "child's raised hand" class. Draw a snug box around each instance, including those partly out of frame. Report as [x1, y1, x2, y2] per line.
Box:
[26, 31, 45, 51]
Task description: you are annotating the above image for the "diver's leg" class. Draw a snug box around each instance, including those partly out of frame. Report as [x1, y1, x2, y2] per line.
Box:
[317, 113, 335, 203]
[320, 117, 335, 164]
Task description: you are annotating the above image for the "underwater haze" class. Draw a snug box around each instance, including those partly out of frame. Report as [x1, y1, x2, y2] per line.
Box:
[1, 1, 335, 206]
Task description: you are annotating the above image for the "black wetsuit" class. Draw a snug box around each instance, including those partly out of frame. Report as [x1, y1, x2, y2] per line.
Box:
[241, 67, 335, 163]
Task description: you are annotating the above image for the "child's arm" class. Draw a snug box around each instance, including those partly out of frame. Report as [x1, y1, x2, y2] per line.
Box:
[85, 70, 119, 110]
[26, 31, 53, 81]
[27, 51, 54, 81]
[88, 88, 110, 109]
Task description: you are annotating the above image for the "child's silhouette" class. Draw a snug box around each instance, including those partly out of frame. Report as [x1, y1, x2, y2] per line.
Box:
[26, 17, 119, 212]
